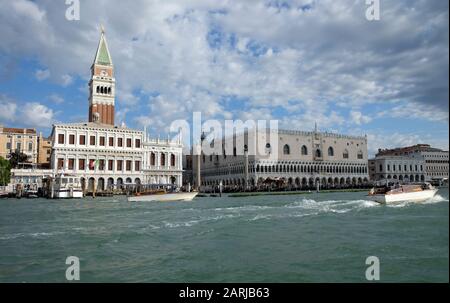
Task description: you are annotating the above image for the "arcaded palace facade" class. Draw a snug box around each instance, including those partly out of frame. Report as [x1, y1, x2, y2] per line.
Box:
[195, 127, 369, 190]
[50, 28, 182, 192]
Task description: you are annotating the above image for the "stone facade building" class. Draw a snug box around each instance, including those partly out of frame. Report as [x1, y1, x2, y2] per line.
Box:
[0, 126, 38, 163]
[141, 133, 183, 186]
[37, 132, 52, 167]
[51, 122, 145, 192]
[368, 155, 426, 183]
[376, 144, 448, 182]
[195, 128, 369, 190]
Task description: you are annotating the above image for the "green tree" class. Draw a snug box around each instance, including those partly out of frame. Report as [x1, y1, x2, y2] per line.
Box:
[8, 150, 29, 169]
[0, 157, 11, 186]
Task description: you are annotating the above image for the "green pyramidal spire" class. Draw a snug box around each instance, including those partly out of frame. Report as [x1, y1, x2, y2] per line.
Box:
[94, 26, 112, 66]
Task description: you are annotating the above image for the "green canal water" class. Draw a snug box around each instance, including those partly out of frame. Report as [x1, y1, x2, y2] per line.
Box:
[0, 188, 448, 282]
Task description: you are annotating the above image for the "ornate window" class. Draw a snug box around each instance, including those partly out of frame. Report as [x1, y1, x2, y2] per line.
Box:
[301, 145, 308, 155]
[315, 149, 322, 158]
[283, 144, 290, 155]
[357, 151, 363, 159]
[328, 147, 334, 157]
[343, 149, 349, 159]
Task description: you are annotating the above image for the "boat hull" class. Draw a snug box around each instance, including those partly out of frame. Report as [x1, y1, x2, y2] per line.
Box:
[368, 189, 438, 204]
[128, 192, 198, 202]
[54, 190, 84, 199]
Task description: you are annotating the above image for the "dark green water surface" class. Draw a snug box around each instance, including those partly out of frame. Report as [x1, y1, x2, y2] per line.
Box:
[0, 189, 448, 282]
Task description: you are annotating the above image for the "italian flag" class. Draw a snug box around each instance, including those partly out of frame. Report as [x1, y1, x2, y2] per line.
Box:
[89, 159, 99, 169]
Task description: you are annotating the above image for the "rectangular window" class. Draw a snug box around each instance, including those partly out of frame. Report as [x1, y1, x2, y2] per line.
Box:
[69, 134, 75, 145]
[108, 160, 114, 171]
[16, 142, 21, 151]
[126, 138, 132, 148]
[57, 158, 64, 169]
[99, 159, 105, 171]
[79, 159, 85, 170]
[90, 136, 96, 146]
[100, 136, 106, 146]
[79, 135, 86, 145]
[135, 139, 141, 148]
[135, 161, 140, 171]
[118, 138, 123, 147]
[28, 142, 33, 152]
[58, 134, 65, 144]
[89, 159, 95, 171]
[6, 142, 11, 150]
[117, 160, 123, 171]
[126, 160, 132, 171]
[109, 137, 114, 147]
[68, 159, 75, 170]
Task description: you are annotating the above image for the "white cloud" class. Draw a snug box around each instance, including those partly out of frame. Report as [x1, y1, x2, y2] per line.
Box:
[377, 101, 449, 123]
[48, 93, 64, 104]
[60, 74, 73, 87]
[0, 95, 55, 128]
[35, 69, 50, 81]
[350, 110, 372, 125]
[0, 95, 17, 122]
[19, 102, 55, 127]
[0, 0, 447, 146]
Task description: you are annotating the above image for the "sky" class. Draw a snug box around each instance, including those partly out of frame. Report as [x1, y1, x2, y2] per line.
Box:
[0, 0, 448, 157]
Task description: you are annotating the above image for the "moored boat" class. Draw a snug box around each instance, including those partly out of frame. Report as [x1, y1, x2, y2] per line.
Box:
[51, 174, 84, 199]
[367, 182, 438, 204]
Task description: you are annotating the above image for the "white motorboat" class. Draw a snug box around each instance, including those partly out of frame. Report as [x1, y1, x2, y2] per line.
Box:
[367, 182, 438, 204]
[51, 174, 84, 199]
[128, 191, 198, 202]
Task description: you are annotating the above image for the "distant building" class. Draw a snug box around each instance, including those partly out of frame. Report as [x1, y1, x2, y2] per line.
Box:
[37, 132, 52, 167]
[51, 122, 145, 192]
[368, 155, 426, 183]
[195, 128, 370, 190]
[376, 144, 449, 182]
[10, 164, 53, 191]
[141, 133, 183, 186]
[0, 126, 38, 163]
[182, 154, 194, 186]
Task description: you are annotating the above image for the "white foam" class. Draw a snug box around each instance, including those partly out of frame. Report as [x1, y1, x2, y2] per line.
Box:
[163, 214, 239, 228]
[0, 231, 65, 240]
[423, 194, 449, 204]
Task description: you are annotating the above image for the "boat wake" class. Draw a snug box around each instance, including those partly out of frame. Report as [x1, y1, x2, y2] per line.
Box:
[424, 194, 449, 204]
[157, 198, 380, 228]
[386, 194, 449, 208]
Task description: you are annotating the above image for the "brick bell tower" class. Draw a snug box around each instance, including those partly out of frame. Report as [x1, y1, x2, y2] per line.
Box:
[89, 25, 115, 125]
